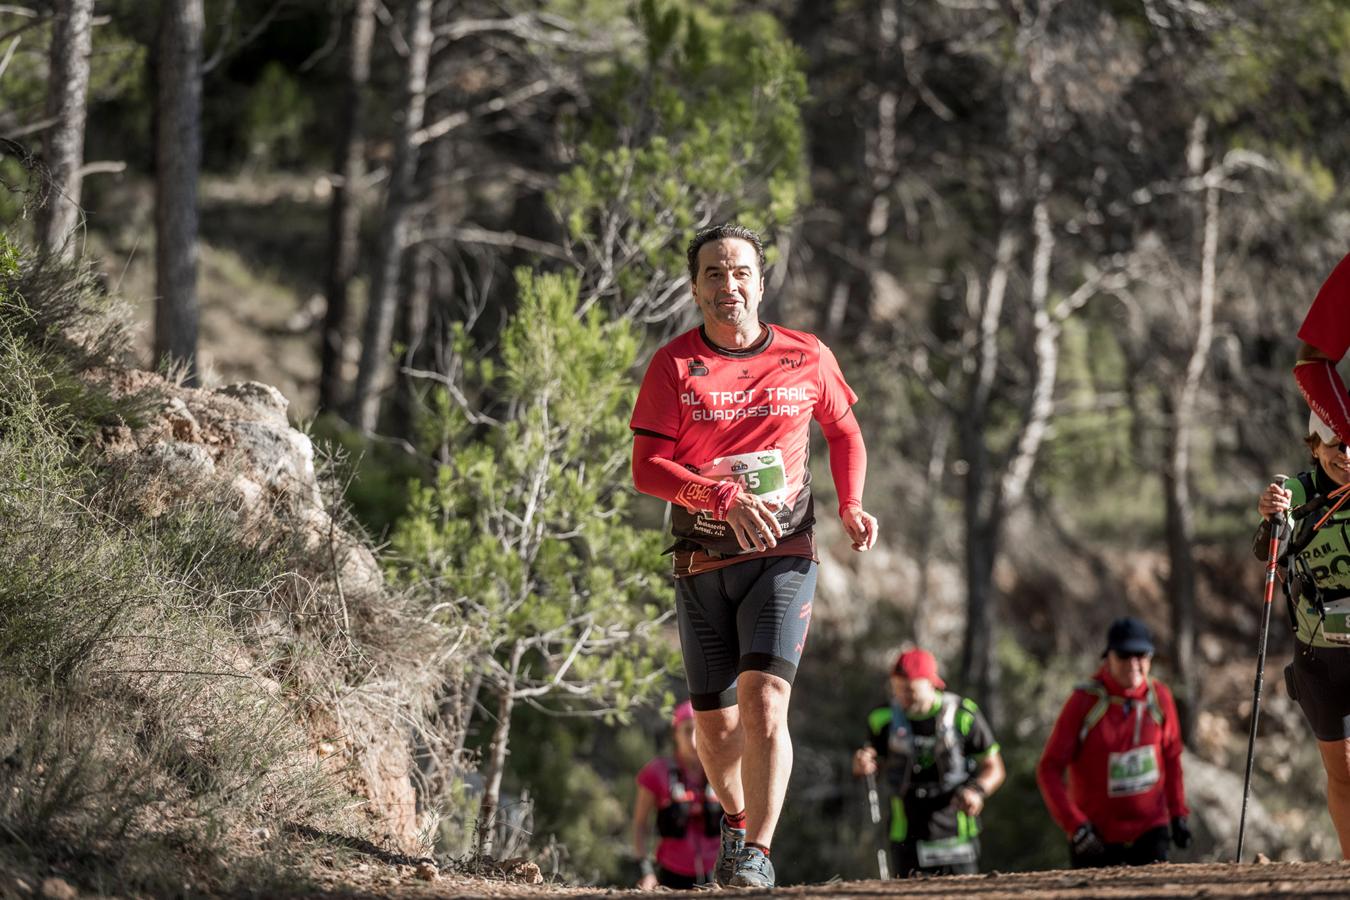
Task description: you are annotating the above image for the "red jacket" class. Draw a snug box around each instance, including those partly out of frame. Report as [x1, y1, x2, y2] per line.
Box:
[1036, 666, 1188, 844]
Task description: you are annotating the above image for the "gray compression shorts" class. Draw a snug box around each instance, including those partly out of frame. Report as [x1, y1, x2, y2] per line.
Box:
[674, 555, 817, 711]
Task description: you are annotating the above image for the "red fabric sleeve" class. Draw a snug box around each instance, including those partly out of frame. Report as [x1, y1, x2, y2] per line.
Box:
[1157, 682, 1189, 818]
[632, 433, 742, 517]
[1036, 692, 1093, 837]
[1295, 358, 1350, 445]
[630, 347, 681, 439]
[1299, 252, 1350, 360]
[819, 408, 866, 515]
[812, 340, 859, 426]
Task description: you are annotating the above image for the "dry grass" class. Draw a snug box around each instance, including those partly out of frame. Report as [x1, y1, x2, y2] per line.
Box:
[0, 244, 454, 895]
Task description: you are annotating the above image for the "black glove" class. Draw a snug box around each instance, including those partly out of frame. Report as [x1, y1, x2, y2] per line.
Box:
[1171, 815, 1191, 849]
[1071, 823, 1106, 858]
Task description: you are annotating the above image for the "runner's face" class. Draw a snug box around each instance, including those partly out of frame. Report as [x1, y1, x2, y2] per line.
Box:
[890, 674, 937, 713]
[1106, 650, 1152, 689]
[1315, 437, 1350, 486]
[692, 239, 764, 330]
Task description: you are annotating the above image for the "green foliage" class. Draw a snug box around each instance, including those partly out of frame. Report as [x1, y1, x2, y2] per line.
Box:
[243, 62, 315, 168]
[552, 0, 808, 315]
[391, 265, 674, 731]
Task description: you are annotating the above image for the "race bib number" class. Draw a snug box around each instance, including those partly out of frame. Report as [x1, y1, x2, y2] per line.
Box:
[1107, 745, 1160, 797]
[1323, 597, 1350, 645]
[915, 835, 978, 868]
[700, 449, 789, 506]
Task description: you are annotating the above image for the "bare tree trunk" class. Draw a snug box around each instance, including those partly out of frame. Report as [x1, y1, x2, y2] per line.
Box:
[318, 0, 376, 413]
[153, 0, 203, 383]
[913, 417, 951, 648]
[960, 226, 1014, 715]
[963, 192, 1060, 722]
[36, 0, 93, 262]
[391, 244, 432, 441]
[350, 0, 432, 432]
[476, 651, 520, 860]
[824, 0, 899, 341]
[1166, 116, 1219, 744]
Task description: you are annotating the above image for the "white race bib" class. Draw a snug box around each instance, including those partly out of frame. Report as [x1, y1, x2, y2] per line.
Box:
[915, 836, 978, 868]
[700, 449, 789, 506]
[1323, 597, 1350, 645]
[1107, 745, 1160, 797]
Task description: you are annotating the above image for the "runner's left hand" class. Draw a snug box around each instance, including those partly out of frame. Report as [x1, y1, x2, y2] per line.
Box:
[841, 507, 878, 551]
[1170, 815, 1191, 849]
[953, 785, 984, 817]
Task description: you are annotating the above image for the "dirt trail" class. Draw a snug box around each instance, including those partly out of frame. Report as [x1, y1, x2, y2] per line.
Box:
[306, 861, 1350, 899]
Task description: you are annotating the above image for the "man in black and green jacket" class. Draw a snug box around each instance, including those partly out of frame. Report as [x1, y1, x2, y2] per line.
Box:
[852, 648, 1005, 878]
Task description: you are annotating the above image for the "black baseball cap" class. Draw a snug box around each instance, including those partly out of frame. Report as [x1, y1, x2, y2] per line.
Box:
[1104, 617, 1154, 657]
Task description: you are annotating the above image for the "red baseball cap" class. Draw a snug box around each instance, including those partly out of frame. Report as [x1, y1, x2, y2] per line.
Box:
[892, 648, 945, 689]
[672, 700, 695, 728]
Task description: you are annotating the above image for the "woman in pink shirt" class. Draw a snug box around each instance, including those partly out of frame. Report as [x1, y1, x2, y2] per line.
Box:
[631, 701, 723, 889]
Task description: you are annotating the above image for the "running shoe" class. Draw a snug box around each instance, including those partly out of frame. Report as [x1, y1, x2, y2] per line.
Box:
[727, 846, 775, 889]
[714, 818, 746, 886]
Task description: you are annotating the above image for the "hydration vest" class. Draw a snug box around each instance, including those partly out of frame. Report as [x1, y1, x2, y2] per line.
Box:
[654, 758, 722, 839]
[887, 692, 970, 799]
[1073, 678, 1163, 747]
[1277, 470, 1350, 637]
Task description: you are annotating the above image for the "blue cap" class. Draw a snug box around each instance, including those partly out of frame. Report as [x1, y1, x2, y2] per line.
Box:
[1104, 617, 1154, 656]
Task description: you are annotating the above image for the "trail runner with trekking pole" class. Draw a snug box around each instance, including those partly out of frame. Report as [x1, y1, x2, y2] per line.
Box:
[1255, 407, 1350, 860]
[851, 649, 1004, 879]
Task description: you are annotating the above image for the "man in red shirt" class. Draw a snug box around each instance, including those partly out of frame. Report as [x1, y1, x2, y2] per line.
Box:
[1295, 253, 1350, 443]
[630, 224, 878, 888]
[1036, 618, 1190, 867]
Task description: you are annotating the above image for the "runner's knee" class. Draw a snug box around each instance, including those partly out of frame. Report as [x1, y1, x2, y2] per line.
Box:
[735, 671, 791, 735]
[1320, 739, 1350, 787]
[694, 707, 740, 745]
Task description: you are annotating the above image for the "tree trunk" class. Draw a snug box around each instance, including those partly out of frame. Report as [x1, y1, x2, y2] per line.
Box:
[959, 227, 1014, 719]
[36, 0, 93, 262]
[476, 661, 518, 860]
[153, 0, 203, 384]
[390, 244, 432, 441]
[318, 0, 376, 414]
[1167, 118, 1219, 744]
[913, 418, 951, 649]
[350, 0, 432, 432]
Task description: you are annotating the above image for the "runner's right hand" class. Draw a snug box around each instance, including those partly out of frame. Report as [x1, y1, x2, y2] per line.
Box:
[852, 746, 878, 777]
[726, 493, 783, 551]
[1258, 483, 1291, 519]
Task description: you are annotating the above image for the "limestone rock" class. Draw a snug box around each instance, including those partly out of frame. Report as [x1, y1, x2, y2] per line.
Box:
[1182, 751, 1282, 861]
[39, 878, 77, 900]
[142, 441, 216, 483]
[500, 858, 544, 884]
[214, 381, 289, 427]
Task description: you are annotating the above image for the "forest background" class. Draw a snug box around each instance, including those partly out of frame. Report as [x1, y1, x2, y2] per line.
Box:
[4, 0, 1350, 891]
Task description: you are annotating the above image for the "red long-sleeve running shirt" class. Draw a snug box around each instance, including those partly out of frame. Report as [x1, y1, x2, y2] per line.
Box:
[630, 324, 864, 560]
[1296, 252, 1350, 443]
[1036, 667, 1188, 845]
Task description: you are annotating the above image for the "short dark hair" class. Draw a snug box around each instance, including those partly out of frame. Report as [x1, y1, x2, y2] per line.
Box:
[686, 224, 766, 282]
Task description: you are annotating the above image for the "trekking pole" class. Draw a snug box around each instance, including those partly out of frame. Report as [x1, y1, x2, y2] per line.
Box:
[1237, 475, 1289, 863]
[864, 770, 890, 879]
